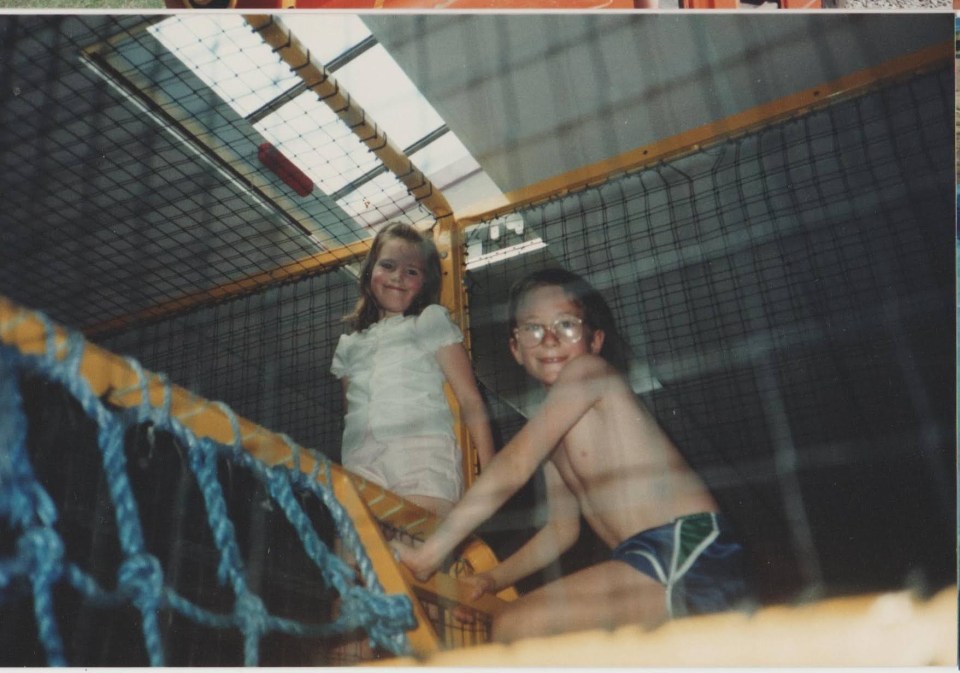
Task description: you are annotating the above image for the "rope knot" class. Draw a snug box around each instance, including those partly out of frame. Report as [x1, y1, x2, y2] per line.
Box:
[340, 585, 416, 636]
[234, 592, 268, 638]
[18, 526, 65, 583]
[119, 553, 164, 613]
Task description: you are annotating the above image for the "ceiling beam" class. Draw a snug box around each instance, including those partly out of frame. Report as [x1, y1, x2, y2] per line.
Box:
[245, 14, 455, 227]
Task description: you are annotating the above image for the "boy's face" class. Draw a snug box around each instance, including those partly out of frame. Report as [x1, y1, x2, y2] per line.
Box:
[509, 284, 605, 386]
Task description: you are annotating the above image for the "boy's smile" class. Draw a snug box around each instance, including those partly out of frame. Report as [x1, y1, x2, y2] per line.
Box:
[510, 285, 604, 386]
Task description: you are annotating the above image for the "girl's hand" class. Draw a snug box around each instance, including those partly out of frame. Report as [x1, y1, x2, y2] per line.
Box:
[391, 540, 440, 581]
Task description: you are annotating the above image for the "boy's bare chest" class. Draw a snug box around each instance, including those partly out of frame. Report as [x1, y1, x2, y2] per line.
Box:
[552, 410, 608, 488]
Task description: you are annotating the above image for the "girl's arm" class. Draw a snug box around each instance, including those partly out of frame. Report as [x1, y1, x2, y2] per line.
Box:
[436, 342, 496, 469]
[397, 354, 611, 580]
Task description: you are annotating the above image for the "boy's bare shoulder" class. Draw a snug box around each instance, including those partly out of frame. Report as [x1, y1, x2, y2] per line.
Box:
[554, 353, 629, 396]
[555, 352, 611, 381]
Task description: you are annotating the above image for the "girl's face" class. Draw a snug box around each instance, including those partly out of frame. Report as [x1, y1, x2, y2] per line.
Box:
[509, 284, 604, 386]
[370, 237, 426, 319]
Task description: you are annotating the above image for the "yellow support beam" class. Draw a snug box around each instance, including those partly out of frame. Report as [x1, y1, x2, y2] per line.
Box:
[433, 217, 482, 491]
[244, 14, 454, 224]
[85, 238, 372, 337]
[0, 293, 513, 655]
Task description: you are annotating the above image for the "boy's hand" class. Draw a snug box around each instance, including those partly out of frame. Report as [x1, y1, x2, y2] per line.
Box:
[452, 572, 497, 624]
[391, 539, 440, 581]
[460, 571, 497, 601]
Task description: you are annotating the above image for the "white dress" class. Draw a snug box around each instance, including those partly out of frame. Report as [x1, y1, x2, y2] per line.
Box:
[330, 304, 465, 501]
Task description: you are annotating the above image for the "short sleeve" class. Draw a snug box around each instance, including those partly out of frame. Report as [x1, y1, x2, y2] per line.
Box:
[415, 304, 464, 354]
[330, 333, 352, 378]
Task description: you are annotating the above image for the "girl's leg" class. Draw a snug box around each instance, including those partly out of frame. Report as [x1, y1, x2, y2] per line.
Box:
[491, 560, 669, 643]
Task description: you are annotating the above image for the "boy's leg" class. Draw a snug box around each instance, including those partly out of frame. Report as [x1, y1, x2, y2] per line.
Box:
[491, 560, 669, 643]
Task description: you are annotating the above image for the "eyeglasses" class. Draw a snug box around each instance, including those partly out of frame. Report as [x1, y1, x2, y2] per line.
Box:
[513, 316, 584, 348]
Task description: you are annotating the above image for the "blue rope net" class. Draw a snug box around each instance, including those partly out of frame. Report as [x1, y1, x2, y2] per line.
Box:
[0, 309, 416, 666]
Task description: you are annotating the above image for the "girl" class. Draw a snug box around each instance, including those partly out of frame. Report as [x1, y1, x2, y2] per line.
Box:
[331, 222, 494, 517]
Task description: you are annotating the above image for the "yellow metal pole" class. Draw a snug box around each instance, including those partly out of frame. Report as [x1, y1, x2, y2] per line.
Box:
[85, 239, 372, 337]
[433, 215, 480, 490]
[0, 293, 512, 654]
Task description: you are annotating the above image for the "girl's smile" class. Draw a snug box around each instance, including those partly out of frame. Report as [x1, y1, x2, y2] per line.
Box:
[370, 238, 426, 319]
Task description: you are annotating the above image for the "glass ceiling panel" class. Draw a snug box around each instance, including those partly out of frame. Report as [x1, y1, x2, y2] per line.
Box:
[337, 169, 427, 231]
[332, 44, 446, 151]
[145, 13, 504, 234]
[255, 92, 379, 196]
[412, 132, 480, 187]
[149, 15, 300, 119]
[282, 14, 373, 65]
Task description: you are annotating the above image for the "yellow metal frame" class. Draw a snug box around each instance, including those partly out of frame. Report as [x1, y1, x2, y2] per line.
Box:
[0, 294, 511, 656]
[85, 33, 951, 507]
[2, 31, 951, 664]
[434, 218, 482, 489]
[80, 37, 952, 328]
[61, 36, 952, 639]
[87, 239, 372, 337]
[244, 15, 455, 225]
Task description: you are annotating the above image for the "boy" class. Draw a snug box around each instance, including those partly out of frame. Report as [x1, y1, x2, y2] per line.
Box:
[395, 268, 749, 642]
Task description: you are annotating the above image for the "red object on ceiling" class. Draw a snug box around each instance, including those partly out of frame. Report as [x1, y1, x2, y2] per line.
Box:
[258, 143, 314, 198]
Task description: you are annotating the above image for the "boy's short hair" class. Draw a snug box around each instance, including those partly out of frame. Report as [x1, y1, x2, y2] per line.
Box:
[507, 268, 628, 373]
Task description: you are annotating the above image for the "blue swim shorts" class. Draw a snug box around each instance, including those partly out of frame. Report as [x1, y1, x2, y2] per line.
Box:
[610, 512, 750, 618]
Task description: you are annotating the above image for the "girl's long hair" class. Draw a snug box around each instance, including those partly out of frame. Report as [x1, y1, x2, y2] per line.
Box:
[343, 222, 442, 332]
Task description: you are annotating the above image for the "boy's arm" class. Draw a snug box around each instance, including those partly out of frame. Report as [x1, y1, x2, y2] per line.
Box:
[436, 343, 496, 469]
[481, 462, 581, 592]
[400, 354, 611, 580]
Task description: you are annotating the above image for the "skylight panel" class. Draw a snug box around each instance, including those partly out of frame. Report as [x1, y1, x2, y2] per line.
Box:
[410, 133, 503, 210]
[287, 14, 374, 65]
[147, 13, 505, 235]
[336, 169, 423, 230]
[254, 92, 380, 196]
[333, 44, 445, 151]
[149, 15, 301, 119]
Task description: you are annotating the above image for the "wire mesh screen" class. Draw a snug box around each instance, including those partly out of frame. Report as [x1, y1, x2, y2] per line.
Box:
[0, 13, 450, 460]
[99, 270, 357, 460]
[464, 66, 955, 603]
[0, 11, 955, 665]
[0, 14, 434, 337]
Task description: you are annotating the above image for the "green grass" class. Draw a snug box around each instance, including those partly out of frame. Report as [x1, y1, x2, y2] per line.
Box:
[0, 0, 165, 7]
